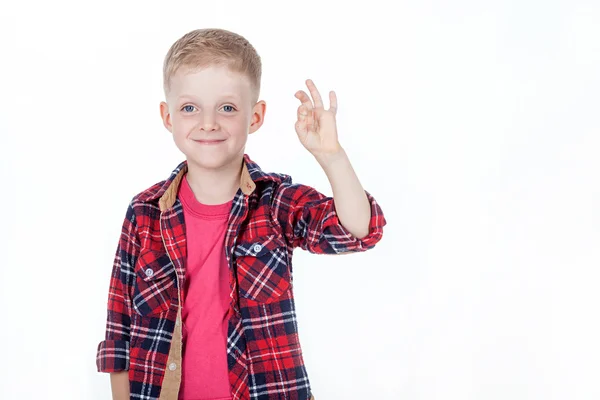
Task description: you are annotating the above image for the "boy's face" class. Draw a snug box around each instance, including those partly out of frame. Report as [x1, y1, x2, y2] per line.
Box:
[160, 65, 265, 171]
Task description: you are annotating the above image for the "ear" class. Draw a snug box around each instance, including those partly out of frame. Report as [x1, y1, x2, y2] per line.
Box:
[248, 100, 266, 135]
[159, 101, 173, 133]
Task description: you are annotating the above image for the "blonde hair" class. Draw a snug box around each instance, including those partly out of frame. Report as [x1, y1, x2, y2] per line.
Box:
[162, 28, 262, 104]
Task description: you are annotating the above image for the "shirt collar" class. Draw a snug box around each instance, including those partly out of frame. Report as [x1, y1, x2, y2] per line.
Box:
[137, 154, 280, 211]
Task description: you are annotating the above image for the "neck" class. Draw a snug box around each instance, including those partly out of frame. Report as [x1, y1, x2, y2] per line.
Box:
[185, 157, 242, 205]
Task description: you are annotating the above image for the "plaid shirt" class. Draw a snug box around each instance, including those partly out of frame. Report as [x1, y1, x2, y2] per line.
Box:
[96, 154, 386, 400]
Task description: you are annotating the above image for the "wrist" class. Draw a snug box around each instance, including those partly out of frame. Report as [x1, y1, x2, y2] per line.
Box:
[313, 146, 347, 169]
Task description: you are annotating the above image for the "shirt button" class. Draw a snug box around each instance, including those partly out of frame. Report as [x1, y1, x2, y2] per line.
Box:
[252, 244, 262, 253]
[169, 362, 177, 371]
[145, 268, 153, 277]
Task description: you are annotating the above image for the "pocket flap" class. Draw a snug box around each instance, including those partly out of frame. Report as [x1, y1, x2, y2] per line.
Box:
[136, 250, 176, 282]
[234, 234, 287, 257]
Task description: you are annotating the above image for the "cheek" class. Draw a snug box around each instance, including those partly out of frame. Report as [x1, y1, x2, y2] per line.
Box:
[217, 119, 246, 136]
[171, 117, 195, 135]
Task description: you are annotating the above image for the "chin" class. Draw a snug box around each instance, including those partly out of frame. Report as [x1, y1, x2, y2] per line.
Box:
[186, 151, 237, 170]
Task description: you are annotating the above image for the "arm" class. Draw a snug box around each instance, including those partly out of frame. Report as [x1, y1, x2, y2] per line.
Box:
[315, 148, 372, 239]
[110, 371, 130, 400]
[272, 161, 386, 254]
[96, 202, 139, 396]
[281, 79, 386, 253]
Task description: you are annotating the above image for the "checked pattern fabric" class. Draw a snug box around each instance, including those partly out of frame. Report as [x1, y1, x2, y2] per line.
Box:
[96, 154, 387, 399]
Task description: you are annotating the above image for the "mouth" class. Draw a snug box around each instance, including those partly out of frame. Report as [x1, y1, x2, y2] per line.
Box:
[193, 139, 226, 145]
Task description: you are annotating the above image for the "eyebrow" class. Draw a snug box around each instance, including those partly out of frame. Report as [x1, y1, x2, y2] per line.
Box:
[177, 94, 241, 101]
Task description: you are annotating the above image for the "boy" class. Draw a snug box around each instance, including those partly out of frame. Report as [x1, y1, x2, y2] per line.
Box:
[96, 28, 386, 400]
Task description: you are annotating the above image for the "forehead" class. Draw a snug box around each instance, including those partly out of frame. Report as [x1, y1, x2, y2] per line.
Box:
[170, 65, 251, 99]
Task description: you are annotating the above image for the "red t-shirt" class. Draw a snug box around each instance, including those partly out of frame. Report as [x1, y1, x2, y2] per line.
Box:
[177, 174, 234, 400]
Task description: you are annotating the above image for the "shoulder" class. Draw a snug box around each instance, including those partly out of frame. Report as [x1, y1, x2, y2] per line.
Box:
[132, 179, 167, 205]
[256, 171, 319, 200]
[112, 180, 164, 230]
[129, 160, 188, 207]
[266, 175, 326, 211]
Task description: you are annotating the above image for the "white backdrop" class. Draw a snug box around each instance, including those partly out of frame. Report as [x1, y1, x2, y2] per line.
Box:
[1, 1, 599, 399]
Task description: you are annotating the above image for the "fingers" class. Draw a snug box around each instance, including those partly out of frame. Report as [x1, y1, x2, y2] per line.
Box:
[295, 90, 313, 120]
[294, 80, 336, 133]
[297, 106, 316, 133]
[329, 91, 337, 115]
[306, 79, 324, 109]
[295, 80, 337, 115]
[295, 90, 314, 131]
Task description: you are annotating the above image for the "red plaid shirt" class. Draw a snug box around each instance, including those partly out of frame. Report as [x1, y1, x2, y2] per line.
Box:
[96, 154, 386, 400]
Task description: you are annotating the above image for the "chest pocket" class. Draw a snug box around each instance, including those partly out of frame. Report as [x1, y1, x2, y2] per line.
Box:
[132, 250, 178, 316]
[234, 234, 291, 303]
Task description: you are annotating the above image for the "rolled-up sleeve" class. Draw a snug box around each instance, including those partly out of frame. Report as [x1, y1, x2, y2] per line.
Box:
[272, 181, 386, 254]
[96, 203, 139, 373]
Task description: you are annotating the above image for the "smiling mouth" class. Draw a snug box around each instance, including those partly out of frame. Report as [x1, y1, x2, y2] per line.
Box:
[193, 139, 225, 144]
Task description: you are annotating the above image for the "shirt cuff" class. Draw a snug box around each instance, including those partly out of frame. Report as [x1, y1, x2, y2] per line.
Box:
[321, 189, 386, 252]
[96, 339, 130, 373]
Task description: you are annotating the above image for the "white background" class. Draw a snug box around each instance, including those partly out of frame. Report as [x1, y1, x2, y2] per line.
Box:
[1, 0, 599, 399]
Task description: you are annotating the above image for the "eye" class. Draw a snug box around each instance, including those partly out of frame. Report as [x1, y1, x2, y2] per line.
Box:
[222, 105, 236, 113]
[182, 105, 196, 113]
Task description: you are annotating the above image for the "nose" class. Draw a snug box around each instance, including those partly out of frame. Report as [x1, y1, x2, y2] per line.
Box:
[199, 111, 219, 131]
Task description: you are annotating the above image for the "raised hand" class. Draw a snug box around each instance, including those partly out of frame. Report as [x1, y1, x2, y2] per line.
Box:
[294, 79, 342, 157]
